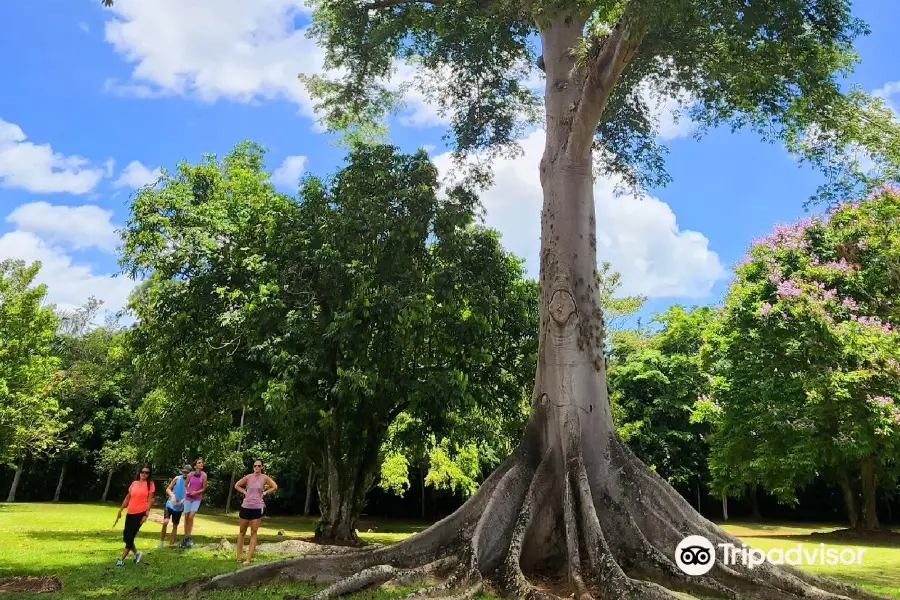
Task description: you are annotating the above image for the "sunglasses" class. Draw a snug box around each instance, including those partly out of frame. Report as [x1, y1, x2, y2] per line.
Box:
[253, 464, 262, 468]
[140, 470, 150, 474]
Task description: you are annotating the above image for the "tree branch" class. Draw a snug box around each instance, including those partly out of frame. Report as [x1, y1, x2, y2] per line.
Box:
[566, 10, 649, 160]
[364, 0, 440, 9]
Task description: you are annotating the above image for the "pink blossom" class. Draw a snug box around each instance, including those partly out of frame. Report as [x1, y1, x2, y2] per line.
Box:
[822, 289, 837, 300]
[856, 315, 893, 333]
[751, 218, 818, 252]
[869, 395, 894, 407]
[776, 280, 802, 298]
[821, 259, 852, 271]
[735, 255, 754, 268]
[760, 302, 773, 316]
[842, 297, 859, 311]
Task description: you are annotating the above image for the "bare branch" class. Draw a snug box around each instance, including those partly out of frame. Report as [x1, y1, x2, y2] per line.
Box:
[566, 10, 649, 160]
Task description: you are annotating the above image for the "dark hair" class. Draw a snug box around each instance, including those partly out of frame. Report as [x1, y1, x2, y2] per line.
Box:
[193, 458, 203, 467]
[135, 465, 153, 491]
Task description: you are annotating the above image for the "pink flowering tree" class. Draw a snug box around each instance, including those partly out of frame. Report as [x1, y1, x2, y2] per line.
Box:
[700, 186, 900, 530]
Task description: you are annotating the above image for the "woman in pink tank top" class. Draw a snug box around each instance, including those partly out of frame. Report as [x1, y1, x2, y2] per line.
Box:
[234, 459, 278, 565]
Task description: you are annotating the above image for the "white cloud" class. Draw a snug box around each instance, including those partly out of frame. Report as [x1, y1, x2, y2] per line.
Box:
[103, 0, 326, 117]
[6, 202, 119, 252]
[433, 130, 724, 298]
[0, 118, 106, 195]
[0, 230, 135, 314]
[101, 1, 458, 129]
[271, 155, 308, 188]
[873, 81, 900, 115]
[639, 82, 696, 141]
[114, 160, 161, 189]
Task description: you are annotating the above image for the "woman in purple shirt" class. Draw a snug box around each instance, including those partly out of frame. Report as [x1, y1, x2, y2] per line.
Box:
[234, 459, 278, 565]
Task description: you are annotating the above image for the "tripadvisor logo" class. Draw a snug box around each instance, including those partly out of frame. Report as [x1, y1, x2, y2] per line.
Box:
[675, 535, 866, 576]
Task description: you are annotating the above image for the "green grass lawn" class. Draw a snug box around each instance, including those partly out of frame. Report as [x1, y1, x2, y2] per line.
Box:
[0, 503, 897, 599]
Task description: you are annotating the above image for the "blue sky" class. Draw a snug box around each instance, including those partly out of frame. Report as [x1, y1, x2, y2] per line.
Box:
[1, 0, 898, 323]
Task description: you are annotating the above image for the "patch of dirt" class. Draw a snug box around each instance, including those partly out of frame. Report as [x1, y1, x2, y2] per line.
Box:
[0, 576, 62, 594]
[252, 538, 382, 555]
[807, 528, 900, 542]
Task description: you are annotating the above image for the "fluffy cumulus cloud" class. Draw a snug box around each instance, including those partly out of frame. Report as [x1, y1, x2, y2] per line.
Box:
[433, 131, 724, 298]
[101, 1, 511, 130]
[114, 160, 161, 189]
[0, 118, 106, 195]
[271, 155, 308, 188]
[103, 0, 323, 113]
[873, 81, 900, 116]
[6, 202, 120, 252]
[0, 204, 135, 315]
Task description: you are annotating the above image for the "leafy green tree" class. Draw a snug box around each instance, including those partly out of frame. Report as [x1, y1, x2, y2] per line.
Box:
[609, 306, 714, 502]
[0, 260, 67, 502]
[701, 186, 900, 530]
[96, 433, 140, 502]
[49, 299, 136, 501]
[105, 0, 900, 593]
[120, 142, 536, 541]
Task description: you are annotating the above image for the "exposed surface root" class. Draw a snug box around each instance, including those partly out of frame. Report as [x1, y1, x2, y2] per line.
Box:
[284, 565, 401, 600]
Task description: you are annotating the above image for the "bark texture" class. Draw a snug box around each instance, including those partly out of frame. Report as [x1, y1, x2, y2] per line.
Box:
[101, 470, 114, 502]
[305, 465, 315, 517]
[53, 463, 67, 502]
[185, 12, 893, 600]
[859, 456, 879, 530]
[6, 458, 24, 502]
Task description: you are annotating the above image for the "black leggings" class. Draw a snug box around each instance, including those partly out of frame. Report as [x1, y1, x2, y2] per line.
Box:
[123, 513, 144, 550]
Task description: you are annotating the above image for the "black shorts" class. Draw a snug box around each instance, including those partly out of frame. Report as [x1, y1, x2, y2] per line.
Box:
[123, 513, 144, 550]
[239, 507, 263, 521]
[164, 506, 183, 525]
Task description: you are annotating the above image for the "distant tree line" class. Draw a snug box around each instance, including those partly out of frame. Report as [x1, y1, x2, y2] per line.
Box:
[2, 146, 898, 534]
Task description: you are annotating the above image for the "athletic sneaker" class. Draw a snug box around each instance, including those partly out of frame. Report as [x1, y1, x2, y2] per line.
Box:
[116, 559, 125, 567]
[133, 551, 143, 564]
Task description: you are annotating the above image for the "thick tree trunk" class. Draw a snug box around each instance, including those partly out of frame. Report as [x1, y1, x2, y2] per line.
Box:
[190, 15, 891, 600]
[6, 457, 24, 502]
[315, 439, 373, 543]
[859, 455, 879, 530]
[304, 465, 315, 516]
[53, 462, 67, 502]
[101, 470, 114, 502]
[748, 485, 762, 521]
[839, 475, 860, 529]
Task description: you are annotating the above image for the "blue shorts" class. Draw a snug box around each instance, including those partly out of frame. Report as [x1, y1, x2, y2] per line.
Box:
[182, 499, 201, 513]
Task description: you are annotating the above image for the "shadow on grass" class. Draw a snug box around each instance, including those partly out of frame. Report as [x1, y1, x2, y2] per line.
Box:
[752, 533, 900, 551]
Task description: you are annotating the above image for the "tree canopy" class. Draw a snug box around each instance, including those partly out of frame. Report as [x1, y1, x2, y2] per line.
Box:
[119, 141, 538, 539]
[700, 185, 900, 529]
[0, 260, 66, 467]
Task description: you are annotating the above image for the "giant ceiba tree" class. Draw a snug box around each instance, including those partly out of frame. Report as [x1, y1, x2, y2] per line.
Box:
[102, 0, 899, 598]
